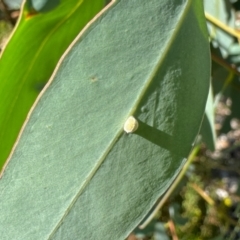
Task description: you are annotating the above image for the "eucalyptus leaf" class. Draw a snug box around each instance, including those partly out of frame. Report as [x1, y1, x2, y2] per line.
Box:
[0, 0, 210, 239]
[200, 84, 216, 151]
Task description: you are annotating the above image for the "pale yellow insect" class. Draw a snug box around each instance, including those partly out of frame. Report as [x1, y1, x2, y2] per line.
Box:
[124, 116, 139, 133]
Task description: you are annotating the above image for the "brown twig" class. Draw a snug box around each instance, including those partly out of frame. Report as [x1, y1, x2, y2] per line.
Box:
[168, 219, 179, 240]
[190, 183, 215, 206]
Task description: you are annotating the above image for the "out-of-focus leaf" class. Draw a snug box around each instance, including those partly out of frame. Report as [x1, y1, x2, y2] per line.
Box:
[154, 223, 170, 240]
[211, 51, 240, 133]
[27, 0, 60, 12]
[200, 84, 216, 151]
[0, 0, 210, 239]
[169, 203, 188, 226]
[204, 0, 236, 58]
[221, 77, 240, 132]
[0, 0, 105, 170]
[3, 0, 22, 9]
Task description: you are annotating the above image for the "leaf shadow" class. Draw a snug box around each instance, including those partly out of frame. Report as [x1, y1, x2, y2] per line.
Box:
[135, 120, 185, 157]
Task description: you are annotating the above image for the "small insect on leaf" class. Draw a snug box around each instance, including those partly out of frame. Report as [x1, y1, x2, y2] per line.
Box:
[124, 116, 139, 133]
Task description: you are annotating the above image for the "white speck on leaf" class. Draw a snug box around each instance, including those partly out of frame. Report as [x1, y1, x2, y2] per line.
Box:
[124, 116, 138, 133]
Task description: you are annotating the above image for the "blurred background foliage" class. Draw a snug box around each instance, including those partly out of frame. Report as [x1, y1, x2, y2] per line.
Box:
[1, 0, 240, 239]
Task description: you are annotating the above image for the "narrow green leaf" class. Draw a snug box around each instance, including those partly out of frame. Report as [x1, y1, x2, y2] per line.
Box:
[0, 0, 105, 170]
[200, 84, 216, 151]
[0, 0, 210, 239]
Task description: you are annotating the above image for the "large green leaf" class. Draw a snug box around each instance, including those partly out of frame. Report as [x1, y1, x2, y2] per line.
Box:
[0, 0, 105, 170]
[0, 0, 210, 239]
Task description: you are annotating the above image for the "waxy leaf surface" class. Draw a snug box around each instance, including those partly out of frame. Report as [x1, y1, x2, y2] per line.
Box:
[0, 0, 210, 239]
